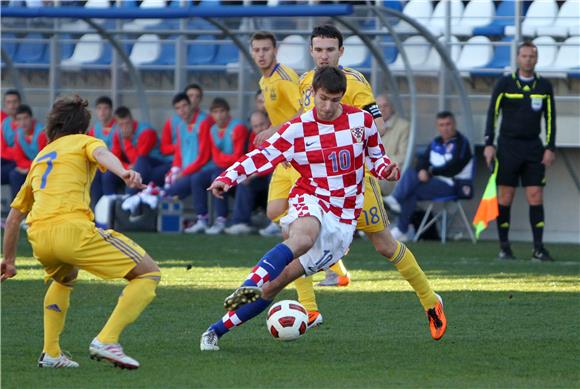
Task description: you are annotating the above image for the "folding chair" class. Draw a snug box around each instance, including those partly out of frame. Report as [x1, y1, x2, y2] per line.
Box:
[413, 195, 476, 243]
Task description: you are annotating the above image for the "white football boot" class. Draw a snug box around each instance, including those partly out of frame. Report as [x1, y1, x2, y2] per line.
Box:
[200, 328, 220, 351]
[89, 338, 140, 369]
[38, 352, 79, 368]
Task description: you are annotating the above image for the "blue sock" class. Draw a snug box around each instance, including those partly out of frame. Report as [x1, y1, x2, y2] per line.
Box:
[210, 243, 294, 337]
[211, 298, 272, 337]
[242, 243, 294, 287]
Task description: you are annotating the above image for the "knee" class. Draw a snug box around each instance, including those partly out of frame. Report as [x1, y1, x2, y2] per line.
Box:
[376, 236, 398, 258]
[291, 234, 316, 255]
[527, 189, 543, 205]
[370, 229, 398, 258]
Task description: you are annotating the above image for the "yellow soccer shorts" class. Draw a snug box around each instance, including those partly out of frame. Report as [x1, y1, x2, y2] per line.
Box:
[357, 175, 389, 233]
[27, 219, 146, 283]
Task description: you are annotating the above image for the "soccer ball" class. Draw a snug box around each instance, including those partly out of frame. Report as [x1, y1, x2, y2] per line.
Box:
[266, 300, 308, 341]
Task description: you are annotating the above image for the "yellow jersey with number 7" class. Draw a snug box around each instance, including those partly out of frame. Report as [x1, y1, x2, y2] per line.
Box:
[11, 134, 107, 226]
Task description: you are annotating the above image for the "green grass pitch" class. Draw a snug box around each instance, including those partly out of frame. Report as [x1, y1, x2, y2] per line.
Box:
[2, 233, 579, 388]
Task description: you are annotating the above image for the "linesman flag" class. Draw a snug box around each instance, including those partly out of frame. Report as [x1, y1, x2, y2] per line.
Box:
[472, 161, 499, 239]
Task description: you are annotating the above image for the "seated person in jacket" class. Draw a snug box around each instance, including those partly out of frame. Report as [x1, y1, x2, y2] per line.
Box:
[88, 96, 122, 204]
[163, 92, 213, 205]
[186, 98, 249, 235]
[1, 89, 21, 185]
[161, 84, 211, 162]
[385, 111, 473, 241]
[224, 110, 272, 235]
[10, 104, 47, 199]
[112, 106, 172, 195]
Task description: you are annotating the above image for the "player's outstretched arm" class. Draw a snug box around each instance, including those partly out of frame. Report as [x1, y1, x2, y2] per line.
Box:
[1, 208, 27, 281]
[93, 147, 146, 190]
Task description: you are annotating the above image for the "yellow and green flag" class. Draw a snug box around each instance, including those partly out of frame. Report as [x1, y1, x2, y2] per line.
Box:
[473, 162, 499, 239]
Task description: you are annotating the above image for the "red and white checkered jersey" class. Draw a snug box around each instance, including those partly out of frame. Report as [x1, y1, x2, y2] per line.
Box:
[216, 104, 393, 224]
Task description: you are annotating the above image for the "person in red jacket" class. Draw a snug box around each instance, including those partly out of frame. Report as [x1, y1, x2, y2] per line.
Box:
[88, 96, 122, 205]
[112, 106, 172, 195]
[1, 89, 21, 185]
[10, 104, 47, 199]
[186, 98, 248, 235]
[224, 110, 272, 235]
[163, 93, 213, 201]
[160, 84, 211, 161]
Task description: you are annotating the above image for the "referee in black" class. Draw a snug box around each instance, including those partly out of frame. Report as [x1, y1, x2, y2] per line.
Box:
[483, 41, 556, 262]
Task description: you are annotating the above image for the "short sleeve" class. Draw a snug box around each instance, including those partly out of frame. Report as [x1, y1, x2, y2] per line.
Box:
[10, 175, 34, 214]
[84, 136, 107, 172]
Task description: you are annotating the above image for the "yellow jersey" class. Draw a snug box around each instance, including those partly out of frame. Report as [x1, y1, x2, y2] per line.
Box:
[11, 134, 107, 226]
[299, 66, 376, 112]
[259, 63, 301, 126]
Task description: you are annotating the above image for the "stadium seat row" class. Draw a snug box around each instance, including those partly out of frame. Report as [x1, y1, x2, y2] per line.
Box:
[396, 0, 580, 39]
[3, 31, 579, 78]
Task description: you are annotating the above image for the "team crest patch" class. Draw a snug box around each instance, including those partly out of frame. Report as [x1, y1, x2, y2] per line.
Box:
[351, 127, 364, 142]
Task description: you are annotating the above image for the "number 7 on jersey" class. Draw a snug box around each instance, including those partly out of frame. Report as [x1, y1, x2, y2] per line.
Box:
[36, 151, 57, 189]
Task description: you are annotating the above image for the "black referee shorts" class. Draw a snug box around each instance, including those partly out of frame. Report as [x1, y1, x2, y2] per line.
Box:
[497, 137, 546, 187]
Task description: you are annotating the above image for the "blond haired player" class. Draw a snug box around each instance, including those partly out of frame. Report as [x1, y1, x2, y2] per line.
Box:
[256, 25, 447, 340]
[1, 96, 161, 369]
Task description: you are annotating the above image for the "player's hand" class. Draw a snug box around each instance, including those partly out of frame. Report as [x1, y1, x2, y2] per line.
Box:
[254, 127, 276, 147]
[542, 149, 555, 167]
[1, 260, 16, 282]
[15, 167, 29, 174]
[483, 145, 496, 168]
[418, 169, 430, 182]
[122, 169, 146, 190]
[383, 163, 400, 181]
[207, 180, 230, 199]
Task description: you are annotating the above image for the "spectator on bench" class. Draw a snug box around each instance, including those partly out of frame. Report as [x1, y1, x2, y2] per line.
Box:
[161, 83, 211, 161]
[376, 93, 410, 197]
[10, 104, 47, 200]
[163, 92, 213, 217]
[112, 106, 171, 195]
[224, 110, 272, 235]
[89, 96, 122, 205]
[1, 89, 21, 186]
[384, 111, 473, 242]
[186, 98, 249, 235]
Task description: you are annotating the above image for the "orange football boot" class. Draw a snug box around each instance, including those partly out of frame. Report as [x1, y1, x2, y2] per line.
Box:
[426, 293, 447, 340]
[307, 310, 324, 329]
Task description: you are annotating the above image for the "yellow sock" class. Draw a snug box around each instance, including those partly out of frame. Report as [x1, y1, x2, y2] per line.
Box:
[97, 272, 160, 344]
[389, 242, 437, 310]
[43, 281, 72, 357]
[294, 276, 318, 311]
[330, 259, 348, 277]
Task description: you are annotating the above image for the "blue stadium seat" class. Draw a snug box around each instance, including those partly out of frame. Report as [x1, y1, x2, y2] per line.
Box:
[59, 34, 77, 61]
[473, 1, 530, 37]
[383, 1, 403, 12]
[382, 35, 398, 64]
[14, 33, 47, 64]
[213, 42, 239, 65]
[470, 36, 512, 77]
[188, 18, 218, 32]
[118, 0, 139, 7]
[1, 33, 18, 59]
[147, 35, 178, 66]
[188, 35, 218, 66]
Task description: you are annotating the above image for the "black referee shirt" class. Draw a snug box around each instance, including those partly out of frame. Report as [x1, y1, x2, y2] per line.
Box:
[484, 71, 556, 150]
